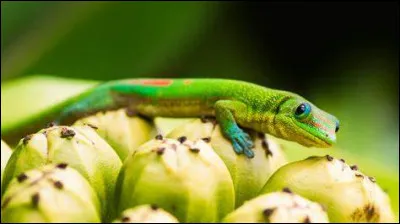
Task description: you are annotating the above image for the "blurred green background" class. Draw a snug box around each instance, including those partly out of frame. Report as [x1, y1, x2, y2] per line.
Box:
[1, 1, 398, 219]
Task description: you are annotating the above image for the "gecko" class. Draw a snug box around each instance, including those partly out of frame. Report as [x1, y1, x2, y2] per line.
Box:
[1, 78, 339, 158]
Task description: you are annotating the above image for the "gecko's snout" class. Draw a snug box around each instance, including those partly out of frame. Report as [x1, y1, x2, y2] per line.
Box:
[319, 116, 339, 146]
[302, 111, 339, 148]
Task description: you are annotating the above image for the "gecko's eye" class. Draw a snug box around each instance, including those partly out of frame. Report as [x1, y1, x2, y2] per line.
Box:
[295, 103, 311, 119]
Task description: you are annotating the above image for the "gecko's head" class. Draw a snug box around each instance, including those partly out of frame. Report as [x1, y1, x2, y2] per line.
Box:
[272, 96, 339, 148]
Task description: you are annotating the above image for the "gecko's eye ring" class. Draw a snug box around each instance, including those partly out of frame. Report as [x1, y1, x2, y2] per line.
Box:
[295, 103, 311, 119]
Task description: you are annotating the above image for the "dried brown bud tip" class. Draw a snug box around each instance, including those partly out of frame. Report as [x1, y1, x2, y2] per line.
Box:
[177, 136, 187, 143]
[201, 137, 211, 143]
[31, 193, 40, 206]
[121, 216, 130, 222]
[355, 173, 364, 178]
[23, 135, 33, 145]
[46, 122, 56, 128]
[56, 163, 68, 169]
[340, 159, 345, 163]
[368, 176, 376, 183]
[60, 128, 75, 138]
[326, 155, 334, 161]
[282, 187, 292, 194]
[1, 197, 11, 209]
[155, 134, 163, 140]
[151, 204, 159, 210]
[86, 123, 98, 130]
[303, 216, 311, 223]
[320, 203, 327, 211]
[54, 181, 64, 189]
[350, 165, 358, 170]
[262, 208, 275, 217]
[190, 148, 200, 153]
[261, 139, 269, 150]
[265, 148, 273, 157]
[17, 173, 28, 183]
[157, 147, 165, 155]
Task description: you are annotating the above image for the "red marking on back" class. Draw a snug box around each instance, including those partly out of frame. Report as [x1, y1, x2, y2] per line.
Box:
[183, 79, 192, 85]
[139, 79, 173, 87]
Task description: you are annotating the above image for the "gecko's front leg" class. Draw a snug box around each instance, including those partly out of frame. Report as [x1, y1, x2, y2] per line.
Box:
[214, 100, 255, 158]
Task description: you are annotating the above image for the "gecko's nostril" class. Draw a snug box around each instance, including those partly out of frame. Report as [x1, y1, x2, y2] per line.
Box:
[335, 121, 340, 133]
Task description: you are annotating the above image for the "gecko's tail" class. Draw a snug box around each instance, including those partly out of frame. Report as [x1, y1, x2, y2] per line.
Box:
[1, 90, 91, 147]
[1, 112, 61, 147]
[1, 81, 117, 147]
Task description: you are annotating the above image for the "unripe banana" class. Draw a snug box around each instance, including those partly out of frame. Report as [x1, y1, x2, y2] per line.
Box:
[165, 118, 287, 207]
[116, 137, 235, 222]
[261, 155, 395, 222]
[2, 125, 122, 221]
[73, 109, 155, 161]
[1, 164, 101, 223]
[222, 189, 329, 223]
[113, 204, 179, 223]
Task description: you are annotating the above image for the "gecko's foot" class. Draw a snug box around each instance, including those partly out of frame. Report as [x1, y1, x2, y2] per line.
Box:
[230, 129, 255, 159]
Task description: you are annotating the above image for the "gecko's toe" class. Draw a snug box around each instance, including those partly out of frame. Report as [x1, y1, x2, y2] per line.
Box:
[232, 141, 244, 154]
[239, 133, 254, 148]
[240, 139, 255, 159]
[227, 127, 255, 158]
[243, 148, 255, 158]
[233, 132, 255, 158]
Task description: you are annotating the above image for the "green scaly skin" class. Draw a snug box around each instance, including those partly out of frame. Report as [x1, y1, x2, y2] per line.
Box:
[1, 78, 339, 158]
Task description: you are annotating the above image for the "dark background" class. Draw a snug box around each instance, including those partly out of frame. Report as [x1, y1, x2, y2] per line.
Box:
[243, 2, 398, 91]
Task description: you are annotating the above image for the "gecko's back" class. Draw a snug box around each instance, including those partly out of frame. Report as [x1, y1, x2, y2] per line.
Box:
[107, 78, 278, 118]
[111, 78, 261, 101]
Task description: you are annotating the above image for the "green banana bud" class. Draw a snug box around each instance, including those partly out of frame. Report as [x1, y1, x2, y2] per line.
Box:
[1, 140, 13, 193]
[2, 125, 122, 222]
[113, 204, 179, 223]
[1, 164, 101, 223]
[260, 155, 395, 222]
[73, 109, 155, 161]
[165, 118, 287, 207]
[116, 137, 235, 223]
[222, 189, 329, 223]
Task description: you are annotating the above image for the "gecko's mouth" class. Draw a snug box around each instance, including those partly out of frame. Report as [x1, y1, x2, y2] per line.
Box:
[296, 122, 336, 148]
[314, 133, 335, 147]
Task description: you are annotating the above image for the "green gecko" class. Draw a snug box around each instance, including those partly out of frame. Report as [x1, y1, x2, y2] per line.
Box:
[2, 78, 339, 158]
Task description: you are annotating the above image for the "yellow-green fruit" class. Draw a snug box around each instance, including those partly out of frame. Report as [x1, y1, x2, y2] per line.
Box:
[2, 125, 122, 221]
[73, 109, 155, 161]
[222, 190, 329, 223]
[1, 164, 101, 223]
[260, 155, 395, 223]
[116, 137, 235, 223]
[113, 204, 179, 223]
[166, 118, 287, 207]
[1, 140, 13, 192]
